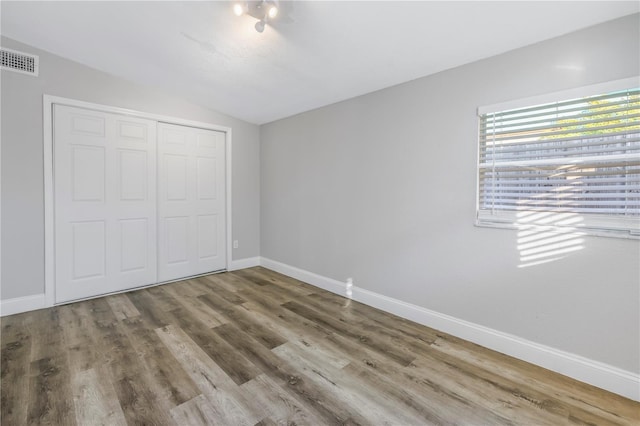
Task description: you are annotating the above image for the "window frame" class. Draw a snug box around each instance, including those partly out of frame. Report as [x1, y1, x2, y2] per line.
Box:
[475, 76, 640, 239]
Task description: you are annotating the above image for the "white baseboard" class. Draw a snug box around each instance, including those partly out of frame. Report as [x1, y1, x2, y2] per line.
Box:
[1, 294, 46, 317]
[352, 286, 640, 402]
[259, 257, 640, 402]
[228, 256, 261, 271]
[260, 257, 346, 294]
[1, 257, 261, 316]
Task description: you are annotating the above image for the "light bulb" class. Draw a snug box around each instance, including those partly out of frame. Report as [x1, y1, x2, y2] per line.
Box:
[267, 5, 278, 19]
[255, 20, 265, 33]
[233, 3, 244, 16]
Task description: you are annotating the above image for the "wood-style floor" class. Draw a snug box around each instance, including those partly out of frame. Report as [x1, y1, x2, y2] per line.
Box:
[2, 267, 638, 425]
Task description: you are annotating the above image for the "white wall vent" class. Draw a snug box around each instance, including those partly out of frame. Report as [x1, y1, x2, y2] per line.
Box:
[1, 47, 39, 76]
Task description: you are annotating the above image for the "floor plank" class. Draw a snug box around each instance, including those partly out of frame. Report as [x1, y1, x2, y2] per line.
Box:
[1, 267, 638, 425]
[27, 355, 76, 425]
[114, 373, 174, 425]
[71, 367, 127, 426]
[170, 394, 222, 426]
[1, 314, 32, 425]
[273, 342, 434, 425]
[121, 316, 200, 408]
[213, 321, 369, 425]
[169, 305, 262, 386]
[198, 292, 287, 349]
[157, 325, 262, 425]
[282, 300, 417, 367]
[161, 282, 226, 328]
[240, 374, 327, 426]
[105, 293, 140, 321]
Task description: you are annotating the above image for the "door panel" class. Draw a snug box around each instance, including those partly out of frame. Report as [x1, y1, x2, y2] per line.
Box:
[197, 214, 218, 259]
[166, 216, 189, 265]
[118, 150, 148, 201]
[165, 155, 188, 200]
[197, 158, 216, 200]
[117, 120, 148, 140]
[71, 146, 105, 201]
[70, 113, 105, 136]
[119, 218, 149, 272]
[158, 123, 226, 281]
[54, 105, 157, 303]
[71, 221, 106, 280]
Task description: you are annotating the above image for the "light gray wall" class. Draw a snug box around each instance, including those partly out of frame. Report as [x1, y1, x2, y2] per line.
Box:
[1, 36, 260, 300]
[260, 14, 640, 372]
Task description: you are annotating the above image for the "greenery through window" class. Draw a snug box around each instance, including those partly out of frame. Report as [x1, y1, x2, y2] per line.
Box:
[477, 85, 639, 236]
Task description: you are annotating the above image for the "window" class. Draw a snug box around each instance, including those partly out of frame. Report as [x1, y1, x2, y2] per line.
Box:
[477, 78, 640, 238]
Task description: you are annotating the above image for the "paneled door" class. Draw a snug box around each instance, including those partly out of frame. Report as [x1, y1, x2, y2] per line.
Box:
[157, 123, 226, 282]
[54, 105, 157, 303]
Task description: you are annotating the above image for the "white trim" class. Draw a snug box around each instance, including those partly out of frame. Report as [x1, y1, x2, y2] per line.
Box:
[1, 294, 46, 317]
[42, 95, 233, 307]
[260, 257, 347, 296]
[228, 256, 261, 271]
[56, 270, 226, 307]
[352, 286, 640, 402]
[44, 95, 233, 133]
[475, 211, 640, 240]
[226, 128, 233, 278]
[259, 258, 640, 402]
[3, 269, 228, 315]
[43, 98, 55, 306]
[0, 57, 3, 311]
[478, 76, 640, 115]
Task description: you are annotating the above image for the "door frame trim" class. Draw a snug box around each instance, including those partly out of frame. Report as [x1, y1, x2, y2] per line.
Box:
[43, 95, 233, 307]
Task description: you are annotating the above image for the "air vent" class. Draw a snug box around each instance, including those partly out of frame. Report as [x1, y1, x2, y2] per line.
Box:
[1, 48, 39, 76]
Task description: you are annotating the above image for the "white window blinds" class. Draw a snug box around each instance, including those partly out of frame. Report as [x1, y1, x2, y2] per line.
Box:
[478, 84, 640, 236]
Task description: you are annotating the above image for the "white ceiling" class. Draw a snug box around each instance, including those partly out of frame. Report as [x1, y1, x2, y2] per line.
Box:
[2, 1, 638, 124]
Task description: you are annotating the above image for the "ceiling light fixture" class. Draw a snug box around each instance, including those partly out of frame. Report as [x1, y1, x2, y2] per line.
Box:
[233, 3, 245, 17]
[267, 5, 278, 19]
[233, 1, 279, 33]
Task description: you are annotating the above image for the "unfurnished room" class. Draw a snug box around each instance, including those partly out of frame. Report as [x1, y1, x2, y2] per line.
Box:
[0, 1, 639, 425]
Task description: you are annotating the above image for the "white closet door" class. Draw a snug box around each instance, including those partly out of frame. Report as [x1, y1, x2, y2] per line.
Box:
[54, 105, 157, 303]
[158, 123, 226, 282]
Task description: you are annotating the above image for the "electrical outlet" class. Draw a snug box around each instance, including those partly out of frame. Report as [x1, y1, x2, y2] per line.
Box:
[233, 240, 239, 249]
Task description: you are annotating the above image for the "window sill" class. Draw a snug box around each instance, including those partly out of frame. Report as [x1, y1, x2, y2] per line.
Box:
[475, 218, 640, 240]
